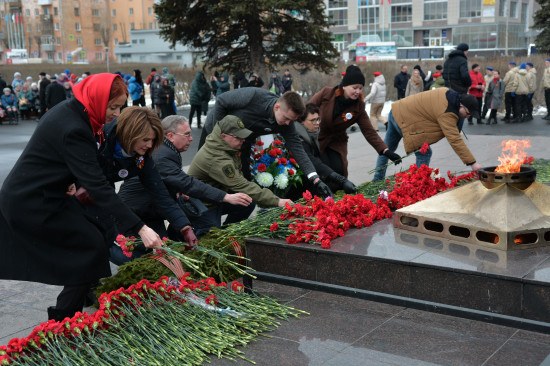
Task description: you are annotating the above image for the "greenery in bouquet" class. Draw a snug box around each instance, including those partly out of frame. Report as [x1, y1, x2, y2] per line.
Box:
[250, 136, 303, 198]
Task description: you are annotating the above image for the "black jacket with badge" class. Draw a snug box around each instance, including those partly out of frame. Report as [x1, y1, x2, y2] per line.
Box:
[0, 98, 144, 286]
[98, 122, 191, 232]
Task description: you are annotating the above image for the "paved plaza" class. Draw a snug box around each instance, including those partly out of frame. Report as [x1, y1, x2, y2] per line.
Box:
[1, 109, 550, 365]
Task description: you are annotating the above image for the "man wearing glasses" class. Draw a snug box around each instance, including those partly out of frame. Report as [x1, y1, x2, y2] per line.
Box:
[372, 88, 482, 181]
[291, 103, 357, 197]
[198, 88, 333, 198]
[118, 115, 253, 238]
[189, 115, 294, 225]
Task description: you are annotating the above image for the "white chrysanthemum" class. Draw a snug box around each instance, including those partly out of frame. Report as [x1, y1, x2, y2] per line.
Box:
[256, 172, 274, 187]
[379, 190, 389, 200]
[431, 171, 441, 179]
[274, 174, 289, 189]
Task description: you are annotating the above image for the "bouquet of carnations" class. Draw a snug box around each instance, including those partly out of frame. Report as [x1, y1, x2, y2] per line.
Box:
[250, 136, 303, 198]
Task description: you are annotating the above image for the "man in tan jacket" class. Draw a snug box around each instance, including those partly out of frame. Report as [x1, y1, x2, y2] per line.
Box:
[502, 62, 518, 122]
[372, 87, 482, 181]
[544, 58, 550, 120]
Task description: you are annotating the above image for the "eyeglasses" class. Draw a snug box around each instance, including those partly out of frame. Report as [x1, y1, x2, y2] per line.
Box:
[173, 132, 192, 138]
[307, 117, 321, 124]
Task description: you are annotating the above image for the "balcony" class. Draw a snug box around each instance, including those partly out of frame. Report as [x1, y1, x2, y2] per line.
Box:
[38, 0, 53, 5]
[42, 44, 56, 51]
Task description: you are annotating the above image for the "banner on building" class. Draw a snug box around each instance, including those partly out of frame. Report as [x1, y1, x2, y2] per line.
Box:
[6, 49, 28, 64]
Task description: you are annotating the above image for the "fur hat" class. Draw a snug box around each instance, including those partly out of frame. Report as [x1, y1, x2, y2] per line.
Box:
[341, 65, 365, 86]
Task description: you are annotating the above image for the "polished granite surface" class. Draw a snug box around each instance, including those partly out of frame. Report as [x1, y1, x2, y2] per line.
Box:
[208, 281, 550, 366]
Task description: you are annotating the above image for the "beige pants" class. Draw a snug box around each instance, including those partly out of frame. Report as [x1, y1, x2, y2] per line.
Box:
[369, 103, 386, 131]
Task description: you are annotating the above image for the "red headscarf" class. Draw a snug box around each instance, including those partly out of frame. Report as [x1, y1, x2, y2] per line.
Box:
[73, 73, 122, 135]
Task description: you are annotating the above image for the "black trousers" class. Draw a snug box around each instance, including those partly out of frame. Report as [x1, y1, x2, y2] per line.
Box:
[527, 94, 534, 117]
[56, 283, 91, 314]
[515, 94, 529, 119]
[504, 92, 516, 118]
[189, 104, 202, 127]
[320, 147, 345, 176]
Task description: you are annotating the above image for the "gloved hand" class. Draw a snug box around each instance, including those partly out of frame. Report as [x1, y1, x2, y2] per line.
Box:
[528, 93, 532, 99]
[314, 180, 333, 198]
[328, 172, 357, 194]
[384, 150, 402, 165]
[180, 225, 198, 249]
[511, 92, 516, 97]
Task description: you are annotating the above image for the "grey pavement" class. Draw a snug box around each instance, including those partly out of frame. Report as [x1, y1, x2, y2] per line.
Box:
[1, 109, 550, 364]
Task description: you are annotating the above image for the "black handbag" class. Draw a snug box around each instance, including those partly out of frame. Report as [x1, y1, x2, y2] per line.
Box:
[177, 196, 208, 218]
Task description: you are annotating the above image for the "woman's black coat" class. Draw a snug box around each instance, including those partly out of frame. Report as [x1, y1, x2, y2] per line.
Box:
[0, 98, 144, 286]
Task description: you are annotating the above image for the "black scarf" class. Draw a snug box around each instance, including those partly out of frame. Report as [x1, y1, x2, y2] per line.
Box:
[333, 93, 357, 121]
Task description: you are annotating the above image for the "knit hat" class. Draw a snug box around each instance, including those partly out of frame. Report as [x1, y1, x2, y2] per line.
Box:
[456, 43, 469, 52]
[218, 115, 252, 139]
[436, 65, 443, 71]
[373, 72, 382, 77]
[39, 72, 46, 76]
[341, 65, 365, 86]
[509, 62, 517, 66]
[460, 94, 480, 120]
[433, 73, 441, 78]
[526, 62, 534, 67]
[519, 62, 527, 70]
[486, 67, 494, 71]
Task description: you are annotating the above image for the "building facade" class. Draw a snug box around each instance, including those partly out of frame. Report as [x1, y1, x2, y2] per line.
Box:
[328, 0, 540, 57]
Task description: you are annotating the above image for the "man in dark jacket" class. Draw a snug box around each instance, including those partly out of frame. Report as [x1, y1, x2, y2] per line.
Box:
[198, 88, 332, 197]
[393, 65, 410, 100]
[443, 43, 472, 94]
[0, 73, 6, 92]
[118, 115, 253, 237]
[38, 72, 50, 118]
[45, 76, 67, 110]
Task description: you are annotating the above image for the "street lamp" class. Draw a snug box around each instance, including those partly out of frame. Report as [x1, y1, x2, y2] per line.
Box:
[105, 46, 110, 72]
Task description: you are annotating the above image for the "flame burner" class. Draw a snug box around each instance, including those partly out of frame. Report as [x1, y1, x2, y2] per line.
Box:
[478, 166, 537, 190]
[394, 166, 550, 251]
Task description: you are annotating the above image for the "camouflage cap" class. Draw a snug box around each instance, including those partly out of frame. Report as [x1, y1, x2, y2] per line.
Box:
[218, 115, 252, 139]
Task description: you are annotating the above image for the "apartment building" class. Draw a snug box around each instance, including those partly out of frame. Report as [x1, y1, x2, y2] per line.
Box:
[0, 0, 157, 64]
[328, 0, 540, 56]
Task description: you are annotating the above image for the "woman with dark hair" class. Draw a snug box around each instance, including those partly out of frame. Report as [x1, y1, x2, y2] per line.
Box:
[157, 77, 175, 119]
[308, 65, 400, 179]
[0, 74, 165, 321]
[133, 69, 146, 106]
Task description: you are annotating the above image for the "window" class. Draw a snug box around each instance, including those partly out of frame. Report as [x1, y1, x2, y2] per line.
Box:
[139, 39, 145, 44]
[459, 0, 481, 18]
[93, 24, 100, 32]
[424, 0, 447, 21]
[36, 24, 40, 32]
[522, 3, 529, 26]
[57, 37, 61, 45]
[77, 37, 82, 46]
[75, 23, 81, 31]
[54, 7, 58, 15]
[92, 9, 100, 17]
[111, 9, 116, 16]
[510, 1, 518, 17]
[74, 8, 80, 16]
[359, 7, 379, 25]
[113, 23, 117, 31]
[391, 5, 412, 23]
[96, 52, 103, 60]
[149, 22, 153, 29]
[130, 22, 135, 30]
[148, 7, 153, 15]
[328, 0, 348, 26]
[44, 7, 50, 15]
[129, 8, 134, 15]
[55, 22, 59, 30]
[114, 38, 119, 45]
[177, 55, 182, 60]
[25, 9, 30, 16]
[132, 39, 138, 44]
[57, 52, 62, 60]
[27, 24, 31, 32]
[140, 56, 146, 62]
[95, 38, 102, 46]
[35, 8, 39, 16]
[499, 0, 507, 16]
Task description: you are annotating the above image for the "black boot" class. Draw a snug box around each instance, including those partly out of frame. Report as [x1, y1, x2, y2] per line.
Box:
[491, 117, 497, 124]
[47, 306, 74, 322]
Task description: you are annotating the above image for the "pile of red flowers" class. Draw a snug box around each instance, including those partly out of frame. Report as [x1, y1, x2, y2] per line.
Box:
[0, 275, 243, 365]
[270, 164, 477, 249]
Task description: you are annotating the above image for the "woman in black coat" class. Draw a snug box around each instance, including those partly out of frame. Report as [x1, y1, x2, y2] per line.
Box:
[0, 74, 164, 321]
[157, 77, 175, 119]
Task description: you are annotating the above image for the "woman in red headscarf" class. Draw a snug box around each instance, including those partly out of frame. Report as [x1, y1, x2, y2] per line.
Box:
[0, 73, 164, 321]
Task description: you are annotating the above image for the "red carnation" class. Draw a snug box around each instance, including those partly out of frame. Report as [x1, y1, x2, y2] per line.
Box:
[279, 157, 288, 165]
[273, 140, 283, 145]
[269, 149, 278, 157]
[290, 158, 297, 165]
[270, 222, 279, 231]
[288, 169, 295, 175]
[420, 142, 429, 154]
[256, 141, 264, 146]
[257, 163, 267, 172]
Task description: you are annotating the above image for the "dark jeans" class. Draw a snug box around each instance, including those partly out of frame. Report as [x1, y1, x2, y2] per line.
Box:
[189, 104, 202, 126]
[56, 283, 91, 314]
[504, 92, 516, 118]
[546, 89, 550, 116]
[191, 202, 256, 236]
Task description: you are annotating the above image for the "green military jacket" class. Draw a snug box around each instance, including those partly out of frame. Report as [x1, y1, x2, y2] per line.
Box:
[188, 123, 280, 208]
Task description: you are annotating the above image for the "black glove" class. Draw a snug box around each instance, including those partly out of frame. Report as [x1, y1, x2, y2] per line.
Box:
[328, 172, 357, 194]
[310, 174, 333, 198]
[180, 226, 198, 249]
[384, 150, 402, 165]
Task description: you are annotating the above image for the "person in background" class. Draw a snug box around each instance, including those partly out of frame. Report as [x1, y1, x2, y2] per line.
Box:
[481, 67, 494, 120]
[430, 73, 445, 89]
[502, 62, 518, 123]
[443, 43, 471, 94]
[309, 65, 399, 181]
[0, 74, 165, 322]
[0, 73, 7, 92]
[128, 75, 144, 107]
[233, 70, 248, 89]
[525, 62, 536, 121]
[30, 82, 40, 119]
[189, 72, 211, 129]
[282, 69, 294, 94]
[17, 85, 33, 120]
[290, 103, 356, 198]
[119, 115, 252, 238]
[210, 71, 220, 97]
[11, 72, 24, 90]
[467, 63, 485, 124]
[45, 75, 66, 111]
[364, 71, 387, 132]
[269, 72, 284, 96]
[161, 67, 176, 88]
[133, 69, 147, 107]
[372, 88, 482, 181]
[214, 73, 230, 97]
[514, 62, 533, 123]
[1, 88, 18, 125]
[63, 82, 73, 100]
[38, 72, 50, 119]
[485, 70, 505, 125]
[393, 65, 410, 100]
[145, 68, 157, 110]
[248, 72, 264, 88]
[405, 68, 424, 97]
[544, 59, 550, 121]
[151, 73, 163, 116]
[157, 77, 175, 119]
